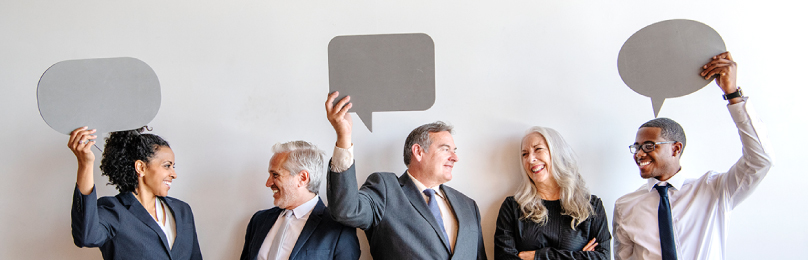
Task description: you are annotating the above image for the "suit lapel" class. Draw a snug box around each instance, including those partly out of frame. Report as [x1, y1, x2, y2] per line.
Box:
[252, 208, 282, 260]
[119, 192, 171, 257]
[288, 198, 325, 259]
[399, 173, 452, 253]
[442, 186, 469, 257]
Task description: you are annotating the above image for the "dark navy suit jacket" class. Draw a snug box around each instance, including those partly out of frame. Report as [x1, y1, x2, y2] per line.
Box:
[71, 185, 203, 260]
[327, 163, 487, 260]
[240, 197, 360, 260]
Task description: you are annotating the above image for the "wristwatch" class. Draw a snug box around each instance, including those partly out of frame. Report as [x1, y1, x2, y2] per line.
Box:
[722, 87, 743, 100]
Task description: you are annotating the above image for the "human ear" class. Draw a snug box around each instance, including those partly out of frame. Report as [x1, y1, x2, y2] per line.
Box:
[135, 160, 146, 177]
[412, 144, 424, 162]
[297, 170, 309, 187]
[672, 142, 683, 157]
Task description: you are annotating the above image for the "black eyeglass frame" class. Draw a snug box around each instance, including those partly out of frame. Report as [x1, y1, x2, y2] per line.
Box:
[629, 141, 676, 154]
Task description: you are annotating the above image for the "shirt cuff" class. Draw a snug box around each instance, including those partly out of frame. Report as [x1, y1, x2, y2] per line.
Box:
[330, 145, 354, 172]
[728, 96, 750, 124]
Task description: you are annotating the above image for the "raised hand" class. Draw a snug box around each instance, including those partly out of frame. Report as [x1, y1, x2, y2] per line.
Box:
[68, 126, 97, 194]
[325, 91, 353, 149]
[701, 51, 739, 97]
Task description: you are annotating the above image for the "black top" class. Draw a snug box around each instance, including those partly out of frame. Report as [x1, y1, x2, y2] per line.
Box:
[494, 196, 611, 260]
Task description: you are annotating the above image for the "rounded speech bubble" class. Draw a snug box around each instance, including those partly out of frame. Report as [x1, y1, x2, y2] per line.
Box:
[328, 33, 436, 132]
[618, 19, 726, 117]
[37, 57, 161, 135]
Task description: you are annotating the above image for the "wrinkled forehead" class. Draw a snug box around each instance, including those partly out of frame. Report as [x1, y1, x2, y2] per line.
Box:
[521, 132, 546, 150]
[428, 131, 456, 147]
[268, 152, 290, 172]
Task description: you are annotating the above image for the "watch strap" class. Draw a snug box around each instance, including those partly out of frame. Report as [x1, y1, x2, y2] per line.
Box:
[722, 87, 743, 100]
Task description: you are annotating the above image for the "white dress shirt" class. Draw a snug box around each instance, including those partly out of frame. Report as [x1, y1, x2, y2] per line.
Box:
[613, 98, 774, 260]
[256, 195, 319, 260]
[331, 145, 458, 252]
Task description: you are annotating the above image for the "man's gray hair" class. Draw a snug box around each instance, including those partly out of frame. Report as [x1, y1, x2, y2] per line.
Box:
[272, 141, 326, 194]
[403, 121, 454, 166]
[640, 117, 687, 155]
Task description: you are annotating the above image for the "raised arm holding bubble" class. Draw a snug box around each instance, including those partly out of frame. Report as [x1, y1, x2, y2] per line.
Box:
[68, 126, 202, 260]
[613, 51, 773, 260]
[325, 91, 487, 260]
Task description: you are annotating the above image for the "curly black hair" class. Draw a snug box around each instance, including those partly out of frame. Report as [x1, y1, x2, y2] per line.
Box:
[99, 126, 170, 193]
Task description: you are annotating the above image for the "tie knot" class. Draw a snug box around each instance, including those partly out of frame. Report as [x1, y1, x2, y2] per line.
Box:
[655, 183, 670, 195]
[423, 189, 436, 197]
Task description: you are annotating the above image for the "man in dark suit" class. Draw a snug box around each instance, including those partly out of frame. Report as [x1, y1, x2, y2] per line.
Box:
[324, 92, 487, 260]
[240, 141, 360, 260]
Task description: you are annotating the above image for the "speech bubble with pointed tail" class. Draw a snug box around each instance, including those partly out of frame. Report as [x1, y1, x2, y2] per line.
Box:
[618, 19, 726, 117]
[37, 57, 161, 135]
[328, 33, 436, 132]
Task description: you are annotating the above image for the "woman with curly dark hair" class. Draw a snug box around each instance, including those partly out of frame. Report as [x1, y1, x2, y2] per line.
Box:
[68, 126, 202, 260]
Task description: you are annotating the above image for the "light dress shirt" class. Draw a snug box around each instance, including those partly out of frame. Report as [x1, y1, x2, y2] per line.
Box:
[154, 197, 176, 249]
[613, 98, 774, 260]
[256, 195, 319, 260]
[331, 145, 459, 252]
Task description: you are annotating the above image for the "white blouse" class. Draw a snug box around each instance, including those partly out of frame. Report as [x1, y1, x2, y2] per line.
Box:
[154, 198, 177, 249]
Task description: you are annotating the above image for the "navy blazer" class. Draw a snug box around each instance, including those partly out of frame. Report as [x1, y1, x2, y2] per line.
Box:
[240, 197, 360, 260]
[327, 163, 487, 260]
[71, 185, 203, 260]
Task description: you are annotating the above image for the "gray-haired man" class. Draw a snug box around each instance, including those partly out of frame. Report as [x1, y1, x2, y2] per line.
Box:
[241, 141, 360, 260]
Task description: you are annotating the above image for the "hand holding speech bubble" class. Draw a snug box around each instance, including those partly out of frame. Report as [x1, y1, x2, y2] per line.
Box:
[618, 19, 726, 117]
[37, 57, 161, 135]
[328, 33, 436, 132]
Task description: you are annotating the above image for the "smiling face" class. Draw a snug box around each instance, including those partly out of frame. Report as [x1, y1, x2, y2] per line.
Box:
[138, 146, 176, 197]
[521, 132, 555, 186]
[266, 152, 306, 209]
[634, 127, 681, 181]
[413, 131, 458, 187]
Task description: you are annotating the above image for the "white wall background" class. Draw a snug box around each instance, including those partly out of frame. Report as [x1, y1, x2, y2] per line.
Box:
[1, 1, 805, 259]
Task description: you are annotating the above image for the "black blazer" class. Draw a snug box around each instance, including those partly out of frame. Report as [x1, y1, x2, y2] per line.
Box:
[240, 197, 360, 260]
[327, 163, 487, 260]
[71, 185, 203, 260]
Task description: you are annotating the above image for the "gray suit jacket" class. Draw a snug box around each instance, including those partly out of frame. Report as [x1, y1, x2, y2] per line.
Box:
[327, 163, 487, 260]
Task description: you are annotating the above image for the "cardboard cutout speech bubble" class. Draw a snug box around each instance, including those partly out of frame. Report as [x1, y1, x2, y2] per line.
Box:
[618, 19, 726, 117]
[37, 57, 161, 135]
[328, 33, 436, 132]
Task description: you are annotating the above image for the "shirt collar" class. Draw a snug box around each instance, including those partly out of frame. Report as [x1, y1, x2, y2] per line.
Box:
[288, 195, 319, 219]
[645, 169, 685, 192]
[407, 171, 445, 199]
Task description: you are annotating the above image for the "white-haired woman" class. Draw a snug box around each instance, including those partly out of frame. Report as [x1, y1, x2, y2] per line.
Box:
[495, 126, 610, 260]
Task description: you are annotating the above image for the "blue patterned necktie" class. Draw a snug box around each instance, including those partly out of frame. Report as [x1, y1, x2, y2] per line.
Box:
[655, 184, 677, 260]
[423, 189, 450, 250]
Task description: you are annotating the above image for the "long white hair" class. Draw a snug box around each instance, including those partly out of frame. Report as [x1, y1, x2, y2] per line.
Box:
[514, 126, 593, 229]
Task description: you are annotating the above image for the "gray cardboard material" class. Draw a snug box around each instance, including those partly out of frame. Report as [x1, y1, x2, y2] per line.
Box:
[37, 57, 161, 135]
[328, 33, 436, 132]
[617, 19, 726, 117]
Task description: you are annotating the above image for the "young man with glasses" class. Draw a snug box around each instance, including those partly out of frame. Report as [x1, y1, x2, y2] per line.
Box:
[613, 52, 773, 260]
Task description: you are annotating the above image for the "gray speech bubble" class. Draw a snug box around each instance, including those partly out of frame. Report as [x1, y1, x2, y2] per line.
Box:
[328, 33, 436, 132]
[618, 19, 726, 117]
[37, 57, 161, 135]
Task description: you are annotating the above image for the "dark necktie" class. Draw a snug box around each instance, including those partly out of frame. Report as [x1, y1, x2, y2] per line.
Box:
[423, 188, 450, 250]
[655, 184, 677, 260]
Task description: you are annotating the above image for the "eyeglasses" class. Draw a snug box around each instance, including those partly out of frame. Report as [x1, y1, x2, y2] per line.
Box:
[629, 141, 676, 154]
